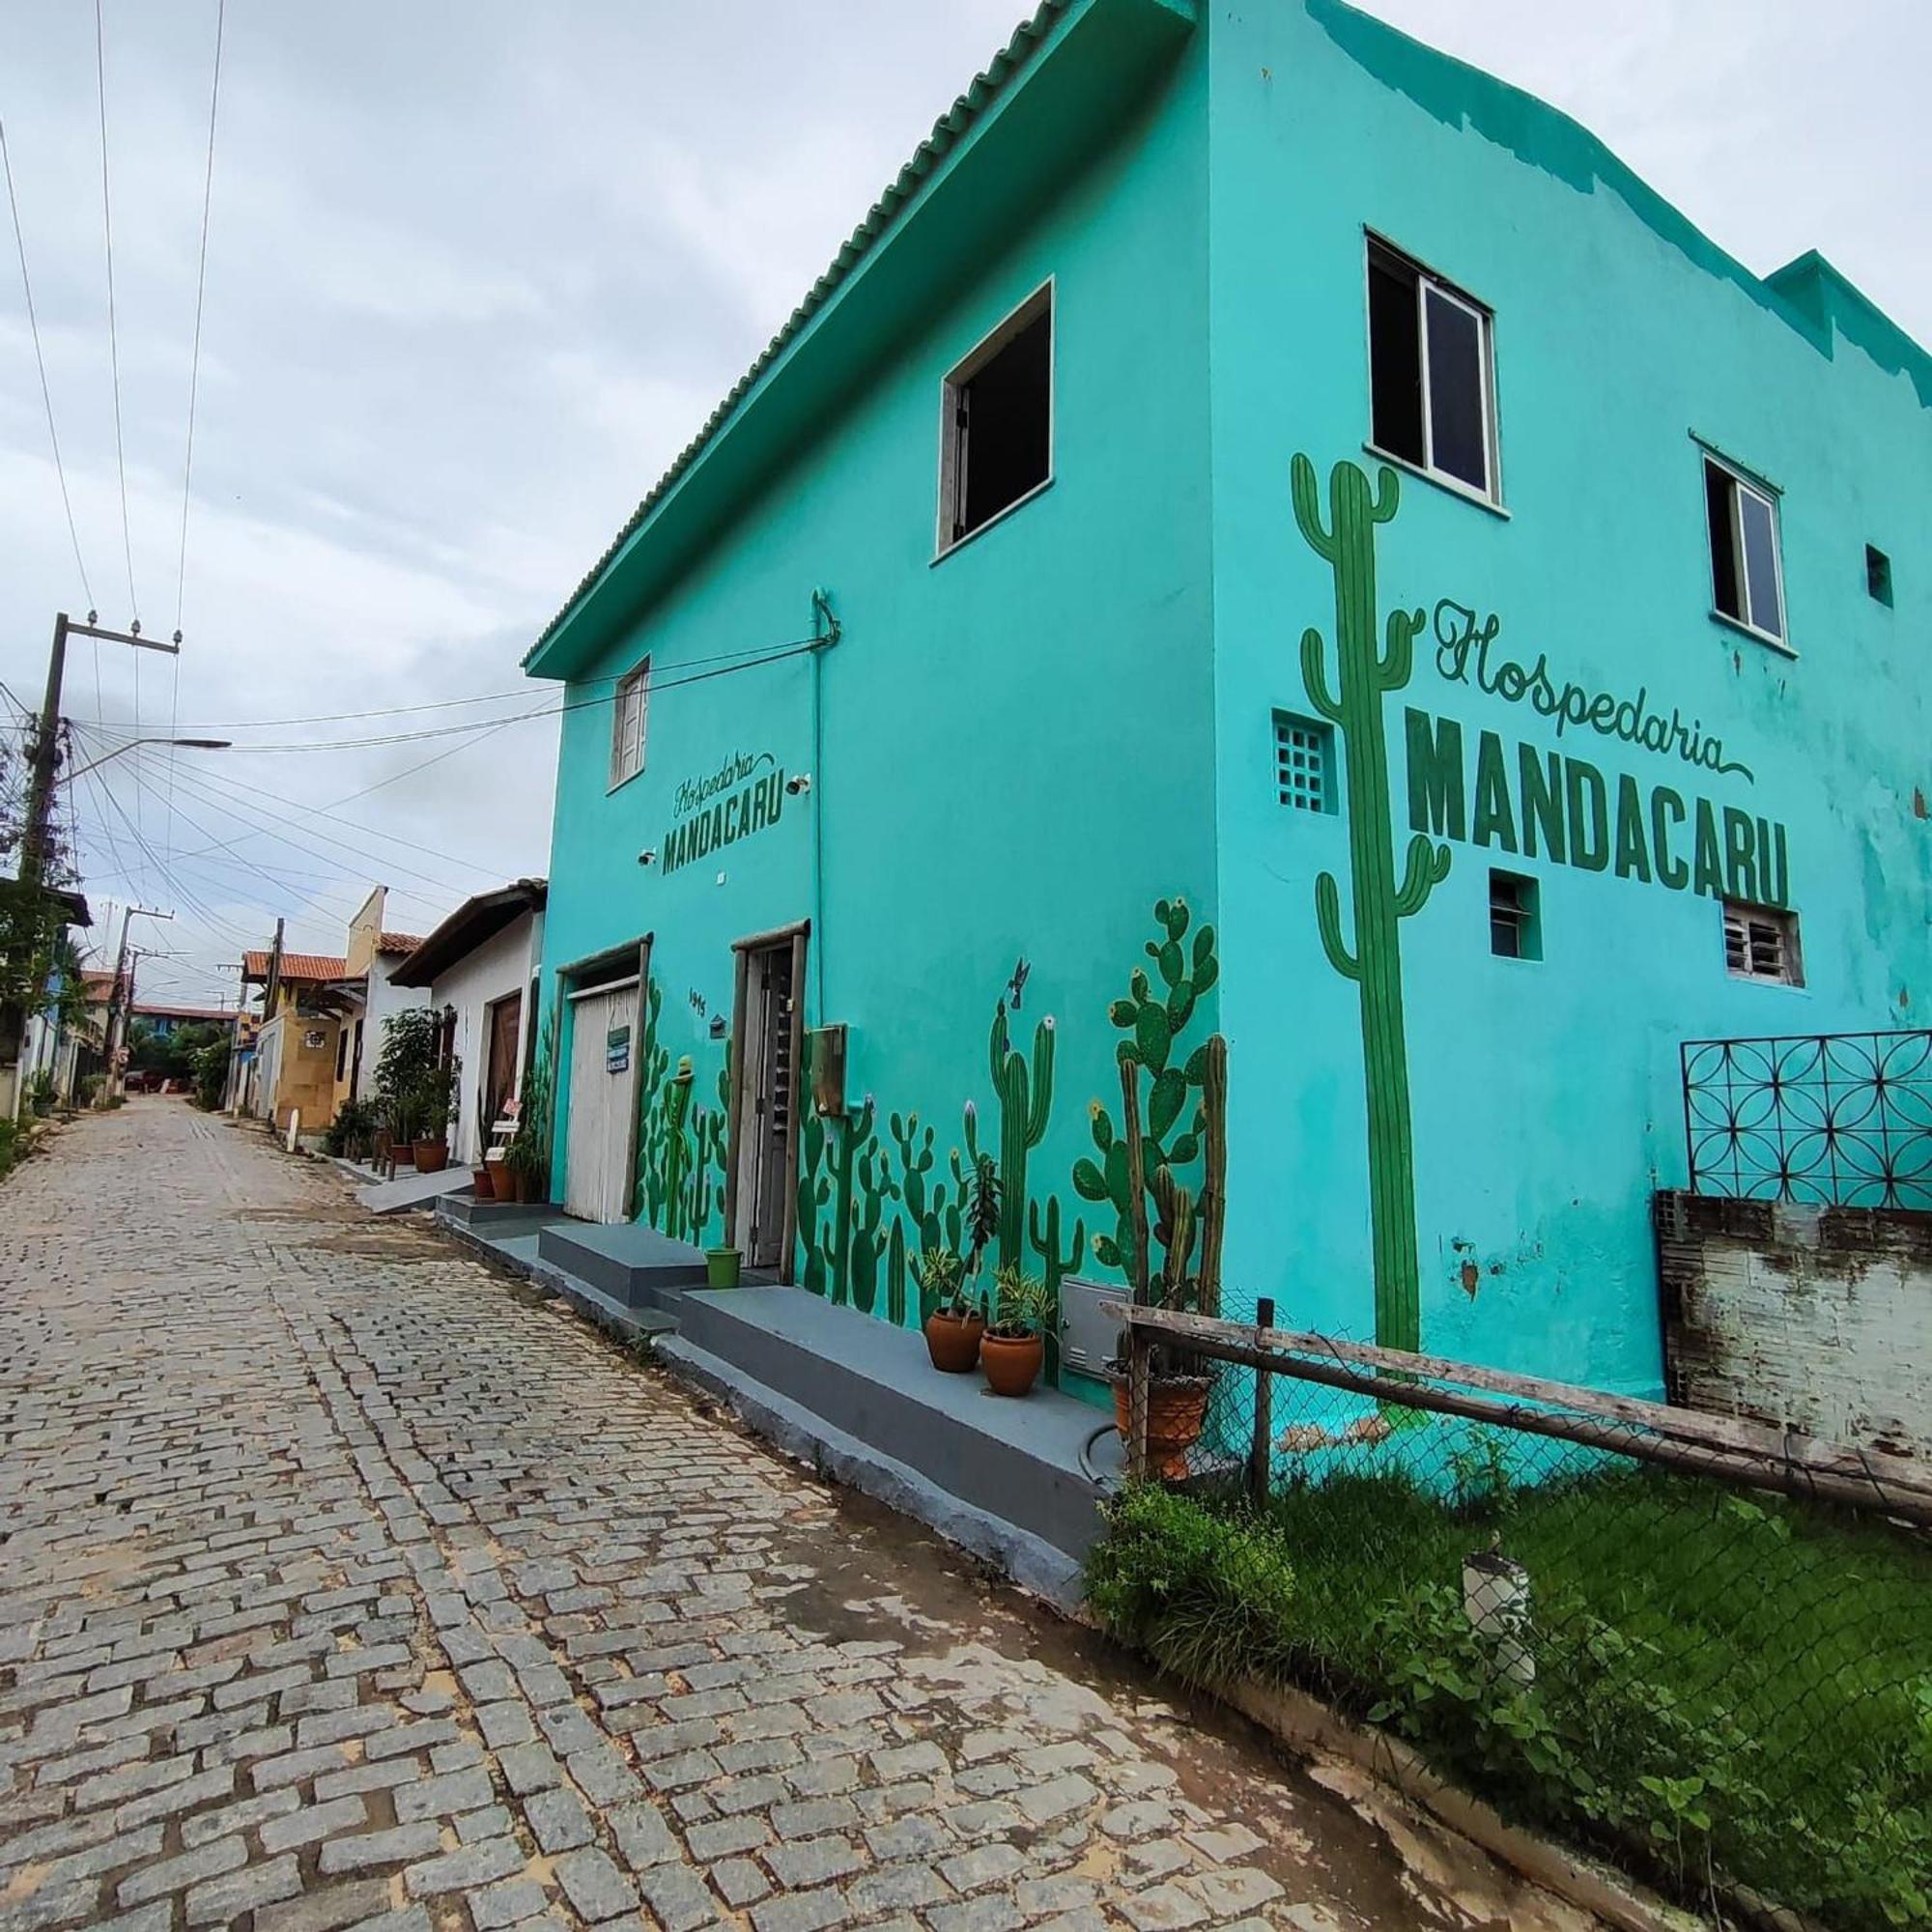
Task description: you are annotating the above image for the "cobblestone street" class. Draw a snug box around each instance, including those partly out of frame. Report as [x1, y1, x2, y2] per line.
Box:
[0, 1104, 1594, 1932]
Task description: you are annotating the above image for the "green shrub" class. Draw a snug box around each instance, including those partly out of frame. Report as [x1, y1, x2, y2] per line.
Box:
[1085, 1474, 1932, 1929]
[324, 1098, 381, 1160]
[0, 1116, 26, 1179]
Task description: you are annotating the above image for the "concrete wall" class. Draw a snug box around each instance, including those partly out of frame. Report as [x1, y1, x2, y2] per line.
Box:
[1203, 0, 1932, 1389]
[422, 911, 538, 1167]
[535, 8, 1213, 1391]
[1657, 1191, 1932, 1460]
[256, 1011, 340, 1135]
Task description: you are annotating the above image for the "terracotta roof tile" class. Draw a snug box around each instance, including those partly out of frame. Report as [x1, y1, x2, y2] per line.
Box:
[242, 950, 350, 983]
[377, 931, 425, 953]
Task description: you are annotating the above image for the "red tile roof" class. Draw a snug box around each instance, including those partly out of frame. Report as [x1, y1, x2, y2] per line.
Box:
[242, 950, 350, 983]
[377, 930, 425, 953]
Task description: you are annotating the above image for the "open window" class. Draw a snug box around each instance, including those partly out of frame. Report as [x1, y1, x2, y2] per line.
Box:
[609, 656, 650, 790]
[1704, 456, 1786, 646]
[1489, 869, 1541, 961]
[1367, 236, 1499, 502]
[938, 284, 1052, 553]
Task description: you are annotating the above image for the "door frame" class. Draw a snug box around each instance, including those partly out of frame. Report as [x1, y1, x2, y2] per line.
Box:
[482, 990, 522, 1146]
[555, 933, 652, 1221]
[724, 919, 810, 1283]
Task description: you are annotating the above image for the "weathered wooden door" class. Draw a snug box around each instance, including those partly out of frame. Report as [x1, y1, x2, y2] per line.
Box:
[733, 944, 796, 1270]
[484, 995, 521, 1137]
[564, 984, 636, 1223]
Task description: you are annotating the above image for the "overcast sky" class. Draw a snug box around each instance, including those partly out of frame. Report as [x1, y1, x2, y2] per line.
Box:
[3, 2, 1926, 1009]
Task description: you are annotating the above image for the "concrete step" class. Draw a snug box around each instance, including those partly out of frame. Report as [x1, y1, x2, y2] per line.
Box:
[535, 1221, 710, 1309]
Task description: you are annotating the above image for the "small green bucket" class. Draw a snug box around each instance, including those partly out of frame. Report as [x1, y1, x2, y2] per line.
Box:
[705, 1246, 742, 1290]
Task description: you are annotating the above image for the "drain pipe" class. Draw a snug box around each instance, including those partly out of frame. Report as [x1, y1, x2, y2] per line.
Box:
[808, 588, 840, 1021]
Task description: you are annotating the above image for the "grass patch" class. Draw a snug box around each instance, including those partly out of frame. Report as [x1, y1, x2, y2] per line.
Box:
[1087, 1463, 1932, 1928]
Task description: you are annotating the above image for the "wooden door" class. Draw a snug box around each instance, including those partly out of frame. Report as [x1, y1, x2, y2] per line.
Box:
[564, 984, 637, 1223]
[484, 995, 521, 1136]
[731, 944, 795, 1270]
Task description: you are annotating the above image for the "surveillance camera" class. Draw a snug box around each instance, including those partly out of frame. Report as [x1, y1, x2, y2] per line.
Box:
[638, 849, 657, 867]
[785, 773, 812, 796]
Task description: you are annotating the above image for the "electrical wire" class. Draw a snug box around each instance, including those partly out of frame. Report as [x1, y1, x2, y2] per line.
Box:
[173, 0, 224, 644]
[185, 637, 818, 753]
[162, 632, 820, 732]
[94, 0, 138, 625]
[0, 112, 97, 614]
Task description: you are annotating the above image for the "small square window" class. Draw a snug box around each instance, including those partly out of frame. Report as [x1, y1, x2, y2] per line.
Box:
[1867, 545, 1893, 608]
[1489, 869, 1540, 960]
[1703, 455, 1786, 644]
[939, 285, 1052, 552]
[610, 656, 650, 789]
[1367, 236, 1499, 501]
[1722, 899, 1803, 986]
[1273, 713, 1334, 813]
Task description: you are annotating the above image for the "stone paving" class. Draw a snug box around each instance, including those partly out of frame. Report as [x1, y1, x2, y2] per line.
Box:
[0, 1103, 1597, 1932]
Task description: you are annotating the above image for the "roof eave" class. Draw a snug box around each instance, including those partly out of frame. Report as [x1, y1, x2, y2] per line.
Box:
[525, 0, 1197, 684]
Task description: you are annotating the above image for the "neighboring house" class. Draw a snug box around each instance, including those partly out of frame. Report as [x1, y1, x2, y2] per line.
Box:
[240, 951, 355, 1133]
[14, 891, 95, 1112]
[329, 888, 432, 1121]
[520, 0, 1930, 1405]
[130, 1002, 238, 1039]
[389, 880, 547, 1167]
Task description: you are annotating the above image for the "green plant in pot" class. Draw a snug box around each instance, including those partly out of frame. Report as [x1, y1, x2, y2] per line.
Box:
[407, 1055, 460, 1174]
[982, 1264, 1055, 1397]
[921, 1148, 1000, 1373]
[498, 1008, 554, 1205]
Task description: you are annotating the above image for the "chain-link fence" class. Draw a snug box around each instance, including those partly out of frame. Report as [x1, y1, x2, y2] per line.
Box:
[1093, 1307, 1932, 1932]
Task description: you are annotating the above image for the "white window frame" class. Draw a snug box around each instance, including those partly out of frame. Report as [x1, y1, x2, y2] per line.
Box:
[934, 279, 1055, 560]
[609, 656, 650, 792]
[1363, 233, 1503, 509]
[1701, 450, 1789, 651]
[1721, 897, 1804, 988]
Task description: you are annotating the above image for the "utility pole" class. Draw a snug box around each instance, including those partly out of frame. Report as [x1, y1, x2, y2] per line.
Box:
[5, 611, 182, 1105]
[103, 906, 172, 1103]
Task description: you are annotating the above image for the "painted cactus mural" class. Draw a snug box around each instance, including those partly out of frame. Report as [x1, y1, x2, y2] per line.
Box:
[633, 976, 730, 1248]
[1293, 452, 1451, 1352]
[988, 1005, 1054, 1270]
[1075, 897, 1224, 1315]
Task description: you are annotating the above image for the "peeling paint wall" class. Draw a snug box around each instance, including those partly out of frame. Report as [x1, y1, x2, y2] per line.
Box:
[1656, 1192, 1932, 1458]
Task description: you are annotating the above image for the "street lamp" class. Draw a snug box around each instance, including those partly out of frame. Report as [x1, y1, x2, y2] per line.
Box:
[62, 738, 232, 784]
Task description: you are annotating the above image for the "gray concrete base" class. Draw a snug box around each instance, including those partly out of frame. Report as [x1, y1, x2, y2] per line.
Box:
[656, 1331, 1087, 1611]
[441, 1208, 1119, 1602]
[356, 1165, 471, 1215]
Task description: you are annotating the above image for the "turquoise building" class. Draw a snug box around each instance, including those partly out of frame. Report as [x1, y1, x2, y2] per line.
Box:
[524, 0, 1930, 1404]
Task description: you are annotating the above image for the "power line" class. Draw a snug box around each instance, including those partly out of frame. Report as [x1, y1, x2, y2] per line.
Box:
[161, 632, 821, 732]
[94, 0, 139, 624]
[0, 111, 97, 612]
[173, 0, 224, 642]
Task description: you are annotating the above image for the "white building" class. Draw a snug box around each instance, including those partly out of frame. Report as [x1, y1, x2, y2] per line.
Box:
[387, 880, 546, 1168]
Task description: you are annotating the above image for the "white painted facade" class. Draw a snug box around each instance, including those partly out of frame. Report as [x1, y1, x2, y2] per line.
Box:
[406, 909, 541, 1166]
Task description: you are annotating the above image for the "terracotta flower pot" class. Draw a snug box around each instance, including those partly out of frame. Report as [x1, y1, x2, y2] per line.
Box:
[470, 1165, 496, 1201]
[412, 1139, 449, 1174]
[1112, 1376, 1210, 1481]
[491, 1162, 520, 1204]
[980, 1331, 1044, 1397]
[923, 1309, 984, 1374]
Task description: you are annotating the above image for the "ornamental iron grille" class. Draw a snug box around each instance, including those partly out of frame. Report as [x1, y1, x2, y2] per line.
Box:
[1681, 1029, 1932, 1209]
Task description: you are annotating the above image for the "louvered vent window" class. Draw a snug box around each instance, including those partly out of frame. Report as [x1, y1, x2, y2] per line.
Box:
[1274, 713, 1333, 814]
[1722, 899, 1803, 986]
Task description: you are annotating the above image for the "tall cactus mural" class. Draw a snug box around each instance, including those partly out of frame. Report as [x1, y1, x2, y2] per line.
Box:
[988, 1005, 1053, 1270]
[1293, 452, 1451, 1352]
[1075, 897, 1221, 1302]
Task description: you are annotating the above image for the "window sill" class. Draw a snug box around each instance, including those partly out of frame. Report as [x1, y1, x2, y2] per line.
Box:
[931, 474, 1055, 567]
[1364, 444, 1509, 521]
[606, 765, 646, 798]
[1724, 975, 1809, 993]
[1709, 609, 1798, 660]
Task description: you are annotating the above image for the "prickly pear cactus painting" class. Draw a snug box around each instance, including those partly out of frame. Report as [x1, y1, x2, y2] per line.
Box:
[1293, 452, 1451, 1352]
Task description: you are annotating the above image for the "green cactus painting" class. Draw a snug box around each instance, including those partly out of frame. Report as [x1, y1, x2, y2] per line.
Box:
[988, 1005, 1053, 1270]
[1074, 897, 1223, 1314]
[631, 976, 730, 1249]
[1293, 452, 1451, 1352]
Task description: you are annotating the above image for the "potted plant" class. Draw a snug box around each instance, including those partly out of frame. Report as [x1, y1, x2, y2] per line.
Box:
[921, 1151, 1000, 1373]
[981, 1264, 1054, 1397]
[487, 1148, 518, 1203]
[409, 1057, 460, 1174]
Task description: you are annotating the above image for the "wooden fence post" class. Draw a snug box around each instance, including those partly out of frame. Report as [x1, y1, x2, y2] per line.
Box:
[1248, 1296, 1274, 1507]
[1125, 1315, 1151, 1484]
